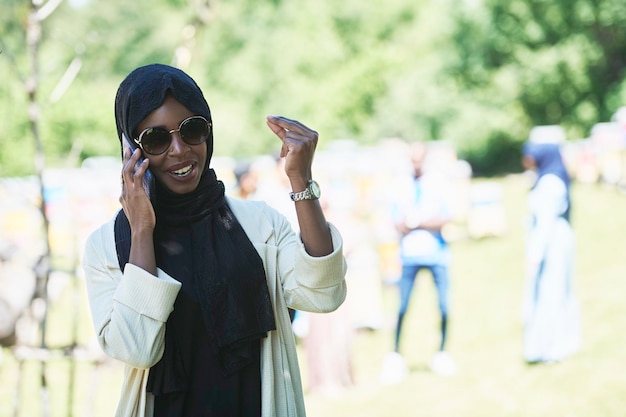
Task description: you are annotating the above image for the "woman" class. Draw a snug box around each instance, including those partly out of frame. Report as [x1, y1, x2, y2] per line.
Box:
[521, 128, 580, 364]
[82, 63, 347, 417]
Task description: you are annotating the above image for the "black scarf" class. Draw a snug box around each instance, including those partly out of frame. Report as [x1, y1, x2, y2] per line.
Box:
[113, 64, 276, 393]
[114, 167, 276, 382]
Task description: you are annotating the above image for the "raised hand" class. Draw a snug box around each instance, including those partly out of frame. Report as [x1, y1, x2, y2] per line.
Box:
[266, 115, 318, 182]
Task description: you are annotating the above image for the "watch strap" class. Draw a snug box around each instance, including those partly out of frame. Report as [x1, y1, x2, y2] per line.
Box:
[289, 180, 319, 201]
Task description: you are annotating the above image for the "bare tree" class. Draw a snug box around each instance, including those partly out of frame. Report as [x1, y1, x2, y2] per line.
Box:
[2, 1, 85, 416]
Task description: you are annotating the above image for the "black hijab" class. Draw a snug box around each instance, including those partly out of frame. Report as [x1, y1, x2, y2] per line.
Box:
[113, 64, 276, 387]
[115, 63, 213, 160]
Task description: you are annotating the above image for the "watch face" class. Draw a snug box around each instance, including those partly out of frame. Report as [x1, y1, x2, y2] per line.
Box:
[309, 180, 321, 199]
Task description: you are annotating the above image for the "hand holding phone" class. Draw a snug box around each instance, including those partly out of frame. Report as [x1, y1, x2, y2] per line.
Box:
[122, 132, 154, 198]
[119, 133, 157, 273]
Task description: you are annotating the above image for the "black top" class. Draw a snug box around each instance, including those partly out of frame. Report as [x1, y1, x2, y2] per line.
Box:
[151, 223, 261, 417]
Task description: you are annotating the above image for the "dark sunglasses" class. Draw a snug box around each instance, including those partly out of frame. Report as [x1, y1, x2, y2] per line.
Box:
[134, 115, 211, 155]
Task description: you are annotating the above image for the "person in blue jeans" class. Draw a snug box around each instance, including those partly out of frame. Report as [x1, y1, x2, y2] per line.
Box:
[382, 142, 456, 383]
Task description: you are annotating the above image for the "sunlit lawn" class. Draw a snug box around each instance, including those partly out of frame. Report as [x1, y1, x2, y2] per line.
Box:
[304, 175, 626, 417]
[1, 175, 625, 417]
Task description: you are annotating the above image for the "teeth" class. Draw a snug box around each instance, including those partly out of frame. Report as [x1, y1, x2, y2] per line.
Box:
[172, 164, 193, 176]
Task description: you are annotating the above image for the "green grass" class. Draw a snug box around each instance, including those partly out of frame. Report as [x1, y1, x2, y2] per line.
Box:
[303, 176, 626, 417]
[2, 176, 626, 417]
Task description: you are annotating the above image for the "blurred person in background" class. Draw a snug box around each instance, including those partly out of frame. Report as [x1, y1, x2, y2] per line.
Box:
[302, 196, 355, 396]
[381, 142, 456, 384]
[82, 63, 346, 417]
[253, 154, 299, 228]
[521, 126, 581, 365]
[232, 160, 259, 200]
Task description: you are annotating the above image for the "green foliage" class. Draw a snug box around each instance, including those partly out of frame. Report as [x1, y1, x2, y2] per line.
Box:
[0, 67, 34, 176]
[461, 130, 524, 176]
[0, 0, 624, 177]
[451, 0, 626, 138]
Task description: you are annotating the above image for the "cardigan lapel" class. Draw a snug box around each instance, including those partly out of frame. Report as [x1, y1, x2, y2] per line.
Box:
[226, 197, 274, 245]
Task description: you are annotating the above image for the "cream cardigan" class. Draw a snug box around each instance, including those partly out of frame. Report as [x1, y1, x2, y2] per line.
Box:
[82, 197, 347, 417]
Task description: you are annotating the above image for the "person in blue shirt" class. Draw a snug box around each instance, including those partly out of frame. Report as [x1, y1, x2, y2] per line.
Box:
[381, 142, 456, 383]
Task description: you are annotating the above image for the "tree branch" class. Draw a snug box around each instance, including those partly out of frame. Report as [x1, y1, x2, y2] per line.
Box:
[35, 0, 64, 21]
[49, 56, 83, 103]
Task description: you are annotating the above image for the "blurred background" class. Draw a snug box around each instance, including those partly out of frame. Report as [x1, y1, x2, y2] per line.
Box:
[0, 0, 625, 416]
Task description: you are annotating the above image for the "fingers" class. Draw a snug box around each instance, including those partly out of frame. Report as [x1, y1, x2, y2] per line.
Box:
[266, 115, 319, 180]
[266, 117, 285, 140]
[122, 148, 141, 175]
[121, 148, 133, 185]
[119, 144, 155, 232]
[266, 115, 318, 152]
[121, 148, 149, 190]
[266, 115, 318, 139]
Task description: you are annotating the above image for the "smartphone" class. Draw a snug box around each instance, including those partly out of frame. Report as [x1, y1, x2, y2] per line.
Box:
[122, 132, 154, 199]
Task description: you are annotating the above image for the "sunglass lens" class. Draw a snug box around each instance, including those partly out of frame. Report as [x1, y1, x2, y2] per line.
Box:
[180, 117, 209, 145]
[142, 128, 171, 154]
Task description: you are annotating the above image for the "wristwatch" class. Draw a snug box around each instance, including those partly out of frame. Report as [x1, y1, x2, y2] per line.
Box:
[290, 179, 321, 201]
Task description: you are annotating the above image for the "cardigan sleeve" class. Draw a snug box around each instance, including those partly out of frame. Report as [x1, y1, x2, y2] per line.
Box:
[225, 197, 347, 315]
[82, 220, 181, 369]
[271, 206, 348, 313]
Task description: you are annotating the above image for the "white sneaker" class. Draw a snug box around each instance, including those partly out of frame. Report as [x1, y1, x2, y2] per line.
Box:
[380, 352, 408, 385]
[429, 351, 457, 376]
